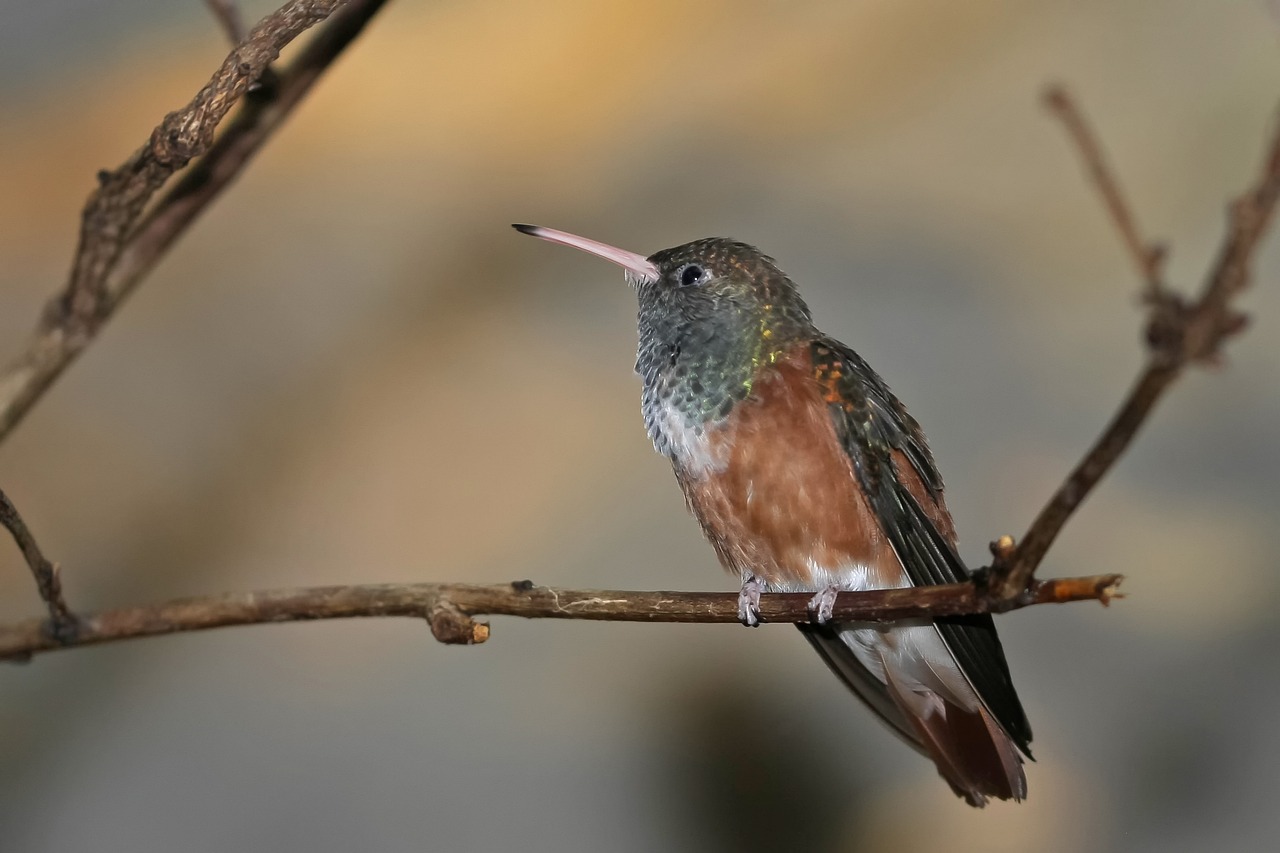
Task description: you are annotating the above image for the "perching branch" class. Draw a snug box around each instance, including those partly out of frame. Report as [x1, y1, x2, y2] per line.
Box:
[0, 574, 1122, 662]
[0, 488, 76, 641]
[0, 0, 391, 443]
[984, 85, 1278, 600]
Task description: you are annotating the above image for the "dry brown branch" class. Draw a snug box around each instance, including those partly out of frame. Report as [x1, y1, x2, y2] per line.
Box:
[0, 574, 1122, 663]
[984, 85, 1280, 600]
[1042, 85, 1168, 296]
[0, 0, 391, 443]
[0, 488, 76, 641]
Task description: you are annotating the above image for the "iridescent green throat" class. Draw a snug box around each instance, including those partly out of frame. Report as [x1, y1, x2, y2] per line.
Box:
[636, 296, 811, 458]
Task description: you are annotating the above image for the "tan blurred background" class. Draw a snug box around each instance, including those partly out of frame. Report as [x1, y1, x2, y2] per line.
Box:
[2, 1, 1279, 850]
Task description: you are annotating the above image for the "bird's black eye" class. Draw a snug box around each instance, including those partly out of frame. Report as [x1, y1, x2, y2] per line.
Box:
[679, 264, 705, 287]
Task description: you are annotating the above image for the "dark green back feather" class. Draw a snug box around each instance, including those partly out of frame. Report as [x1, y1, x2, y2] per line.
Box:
[811, 339, 1033, 755]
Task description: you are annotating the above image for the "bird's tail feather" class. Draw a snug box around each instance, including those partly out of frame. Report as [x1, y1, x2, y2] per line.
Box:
[799, 623, 1026, 807]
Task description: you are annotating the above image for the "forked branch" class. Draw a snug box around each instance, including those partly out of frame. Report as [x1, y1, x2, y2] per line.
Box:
[0, 0, 390, 442]
[984, 85, 1279, 600]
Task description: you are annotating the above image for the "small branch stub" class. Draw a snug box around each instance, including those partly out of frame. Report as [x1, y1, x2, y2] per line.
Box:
[988, 535, 1017, 565]
[428, 601, 489, 645]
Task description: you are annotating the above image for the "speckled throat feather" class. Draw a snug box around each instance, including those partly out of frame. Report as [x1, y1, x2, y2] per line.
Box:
[633, 240, 814, 467]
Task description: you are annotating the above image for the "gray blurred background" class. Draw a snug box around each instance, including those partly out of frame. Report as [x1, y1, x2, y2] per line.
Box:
[1, 1, 1278, 851]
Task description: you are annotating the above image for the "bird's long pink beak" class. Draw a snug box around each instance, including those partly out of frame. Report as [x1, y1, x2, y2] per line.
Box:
[513, 224, 659, 285]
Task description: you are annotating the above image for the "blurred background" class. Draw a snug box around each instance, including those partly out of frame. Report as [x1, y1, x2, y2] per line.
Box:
[2, 1, 1278, 850]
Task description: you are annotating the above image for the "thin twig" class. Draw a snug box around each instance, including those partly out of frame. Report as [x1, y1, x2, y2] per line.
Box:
[986, 88, 1280, 599]
[0, 574, 1122, 662]
[106, 0, 389, 335]
[1043, 84, 1167, 297]
[0, 488, 76, 641]
[0, 0, 391, 444]
[206, 0, 248, 45]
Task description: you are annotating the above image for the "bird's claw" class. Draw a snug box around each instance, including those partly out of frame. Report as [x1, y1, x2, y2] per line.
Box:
[807, 586, 841, 625]
[737, 576, 763, 627]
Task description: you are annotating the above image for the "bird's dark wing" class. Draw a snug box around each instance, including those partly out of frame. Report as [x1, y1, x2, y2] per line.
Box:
[810, 339, 1032, 755]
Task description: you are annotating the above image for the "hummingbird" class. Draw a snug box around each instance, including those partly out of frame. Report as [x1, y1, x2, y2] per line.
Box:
[513, 224, 1032, 806]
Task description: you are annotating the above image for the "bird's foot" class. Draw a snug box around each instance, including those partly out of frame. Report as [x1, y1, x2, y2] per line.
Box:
[737, 576, 763, 627]
[807, 586, 841, 625]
